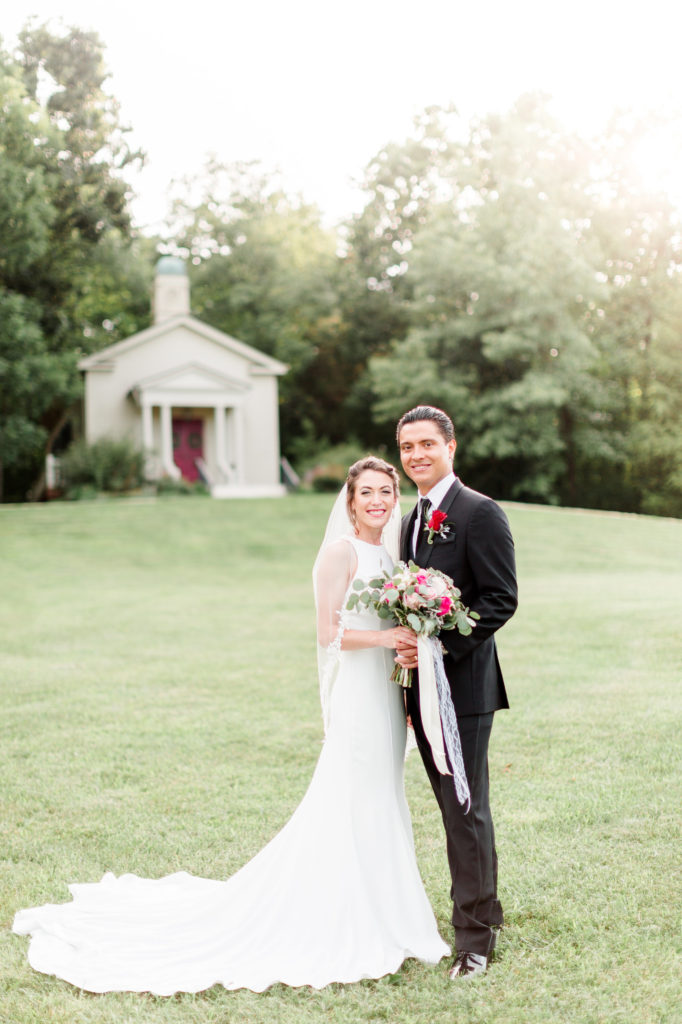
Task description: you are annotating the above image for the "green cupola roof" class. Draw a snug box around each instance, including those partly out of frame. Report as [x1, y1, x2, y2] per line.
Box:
[155, 255, 187, 276]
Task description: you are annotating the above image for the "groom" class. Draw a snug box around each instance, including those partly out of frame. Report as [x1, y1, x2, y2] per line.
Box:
[394, 406, 518, 979]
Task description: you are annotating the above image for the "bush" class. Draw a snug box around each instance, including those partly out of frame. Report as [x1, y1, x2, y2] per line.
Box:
[64, 483, 100, 502]
[298, 441, 369, 491]
[298, 441, 413, 495]
[61, 438, 146, 495]
[311, 474, 346, 492]
[156, 476, 209, 497]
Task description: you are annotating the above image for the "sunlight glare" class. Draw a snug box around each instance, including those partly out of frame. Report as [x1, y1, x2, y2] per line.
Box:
[630, 122, 682, 211]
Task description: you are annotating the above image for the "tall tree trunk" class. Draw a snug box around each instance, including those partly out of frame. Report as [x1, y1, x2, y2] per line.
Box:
[27, 406, 76, 502]
[559, 406, 576, 505]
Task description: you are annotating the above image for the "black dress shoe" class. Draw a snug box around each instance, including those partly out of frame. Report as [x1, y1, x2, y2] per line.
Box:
[447, 951, 488, 979]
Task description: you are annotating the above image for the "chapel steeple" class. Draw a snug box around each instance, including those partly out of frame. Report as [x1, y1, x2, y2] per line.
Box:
[153, 255, 190, 323]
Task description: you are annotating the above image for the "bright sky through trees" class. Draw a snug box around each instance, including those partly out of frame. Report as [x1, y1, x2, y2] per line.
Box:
[3, 0, 681, 232]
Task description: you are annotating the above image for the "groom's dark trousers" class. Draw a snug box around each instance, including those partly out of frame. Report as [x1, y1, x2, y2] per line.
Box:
[401, 477, 517, 957]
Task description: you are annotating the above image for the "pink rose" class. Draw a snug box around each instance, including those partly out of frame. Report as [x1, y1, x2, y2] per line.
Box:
[437, 596, 453, 616]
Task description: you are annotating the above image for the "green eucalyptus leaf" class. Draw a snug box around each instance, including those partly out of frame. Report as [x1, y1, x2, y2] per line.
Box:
[455, 609, 473, 635]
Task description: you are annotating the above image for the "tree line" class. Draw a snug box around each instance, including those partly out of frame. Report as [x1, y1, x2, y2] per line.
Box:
[1, 25, 681, 515]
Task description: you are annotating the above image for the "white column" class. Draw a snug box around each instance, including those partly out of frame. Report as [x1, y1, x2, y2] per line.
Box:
[232, 406, 245, 484]
[141, 400, 155, 479]
[160, 404, 180, 478]
[214, 405, 231, 482]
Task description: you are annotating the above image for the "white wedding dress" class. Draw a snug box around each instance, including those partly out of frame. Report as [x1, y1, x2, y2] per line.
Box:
[13, 537, 449, 994]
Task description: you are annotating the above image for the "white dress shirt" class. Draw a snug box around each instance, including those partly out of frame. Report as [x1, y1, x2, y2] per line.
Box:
[411, 471, 457, 555]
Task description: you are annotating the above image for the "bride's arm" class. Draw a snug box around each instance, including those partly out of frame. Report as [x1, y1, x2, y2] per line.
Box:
[315, 540, 414, 652]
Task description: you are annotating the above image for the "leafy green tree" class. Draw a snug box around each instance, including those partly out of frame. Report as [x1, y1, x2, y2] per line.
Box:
[363, 97, 682, 513]
[346, 106, 463, 291]
[368, 99, 607, 502]
[628, 300, 682, 517]
[14, 21, 144, 345]
[574, 110, 682, 512]
[0, 24, 146, 500]
[167, 161, 351, 455]
[70, 232, 154, 352]
[0, 54, 66, 500]
[338, 107, 467, 449]
[0, 292, 75, 502]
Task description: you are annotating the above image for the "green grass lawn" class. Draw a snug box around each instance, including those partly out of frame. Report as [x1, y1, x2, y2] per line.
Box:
[1, 494, 680, 1024]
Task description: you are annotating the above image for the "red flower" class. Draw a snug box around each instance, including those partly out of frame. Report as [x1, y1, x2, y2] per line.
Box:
[428, 510, 448, 530]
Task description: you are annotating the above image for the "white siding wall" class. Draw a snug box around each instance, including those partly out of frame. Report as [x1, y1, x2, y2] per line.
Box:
[83, 323, 283, 488]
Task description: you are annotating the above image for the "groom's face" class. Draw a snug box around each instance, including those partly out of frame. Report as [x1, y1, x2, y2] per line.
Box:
[398, 420, 456, 495]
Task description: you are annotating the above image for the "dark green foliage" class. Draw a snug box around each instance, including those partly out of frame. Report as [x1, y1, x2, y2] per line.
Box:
[60, 438, 145, 494]
[1, 21, 681, 520]
[311, 474, 346, 493]
[363, 98, 682, 513]
[166, 162, 347, 453]
[0, 25, 146, 502]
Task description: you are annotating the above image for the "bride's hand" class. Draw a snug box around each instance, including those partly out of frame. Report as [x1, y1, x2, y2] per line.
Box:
[381, 626, 418, 651]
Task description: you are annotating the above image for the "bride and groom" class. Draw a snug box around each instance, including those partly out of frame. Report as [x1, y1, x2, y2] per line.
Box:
[13, 405, 518, 992]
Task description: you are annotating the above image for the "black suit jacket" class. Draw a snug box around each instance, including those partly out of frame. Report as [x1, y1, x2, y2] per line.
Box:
[400, 478, 518, 717]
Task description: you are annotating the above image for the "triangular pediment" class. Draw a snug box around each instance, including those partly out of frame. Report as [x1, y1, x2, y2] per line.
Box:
[131, 362, 251, 396]
[78, 315, 288, 377]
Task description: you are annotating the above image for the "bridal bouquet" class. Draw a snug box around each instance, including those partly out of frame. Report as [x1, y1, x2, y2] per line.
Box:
[346, 560, 479, 688]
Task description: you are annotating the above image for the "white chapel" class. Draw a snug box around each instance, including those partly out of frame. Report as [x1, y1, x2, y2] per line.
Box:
[78, 257, 288, 497]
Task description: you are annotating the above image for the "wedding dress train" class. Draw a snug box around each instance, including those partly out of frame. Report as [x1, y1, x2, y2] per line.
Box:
[13, 538, 449, 994]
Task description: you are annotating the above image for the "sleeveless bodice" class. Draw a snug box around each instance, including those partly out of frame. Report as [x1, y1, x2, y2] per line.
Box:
[340, 537, 393, 632]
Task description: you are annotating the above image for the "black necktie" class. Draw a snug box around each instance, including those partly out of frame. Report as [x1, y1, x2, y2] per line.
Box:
[413, 499, 431, 555]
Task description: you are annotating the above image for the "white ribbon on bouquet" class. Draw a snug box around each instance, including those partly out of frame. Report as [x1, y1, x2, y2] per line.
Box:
[416, 634, 471, 811]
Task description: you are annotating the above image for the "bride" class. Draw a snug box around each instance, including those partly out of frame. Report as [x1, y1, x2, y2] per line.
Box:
[12, 456, 449, 994]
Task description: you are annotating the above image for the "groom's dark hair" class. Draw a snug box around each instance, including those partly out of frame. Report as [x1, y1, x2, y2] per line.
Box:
[396, 406, 455, 444]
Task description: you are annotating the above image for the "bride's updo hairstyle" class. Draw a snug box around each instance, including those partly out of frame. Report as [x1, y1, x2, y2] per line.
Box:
[345, 456, 400, 526]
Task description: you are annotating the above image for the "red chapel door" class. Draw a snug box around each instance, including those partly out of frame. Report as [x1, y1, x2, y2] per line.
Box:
[172, 418, 203, 481]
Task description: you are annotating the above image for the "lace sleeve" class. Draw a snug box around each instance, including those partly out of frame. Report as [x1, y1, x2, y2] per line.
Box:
[313, 538, 357, 734]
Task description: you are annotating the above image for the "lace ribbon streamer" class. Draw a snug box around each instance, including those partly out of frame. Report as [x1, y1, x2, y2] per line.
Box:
[417, 635, 471, 811]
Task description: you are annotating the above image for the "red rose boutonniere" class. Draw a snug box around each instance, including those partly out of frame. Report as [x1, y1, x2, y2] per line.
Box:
[424, 509, 452, 545]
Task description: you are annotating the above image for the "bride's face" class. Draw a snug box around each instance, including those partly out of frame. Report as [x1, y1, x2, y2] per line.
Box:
[351, 470, 396, 535]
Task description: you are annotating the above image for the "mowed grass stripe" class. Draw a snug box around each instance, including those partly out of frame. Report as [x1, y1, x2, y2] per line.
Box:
[1, 495, 680, 1024]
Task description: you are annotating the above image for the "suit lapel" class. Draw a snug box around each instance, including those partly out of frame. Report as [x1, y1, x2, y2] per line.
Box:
[414, 478, 463, 567]
[401, 504, 419, 562]
[439, 477, 463, 517]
